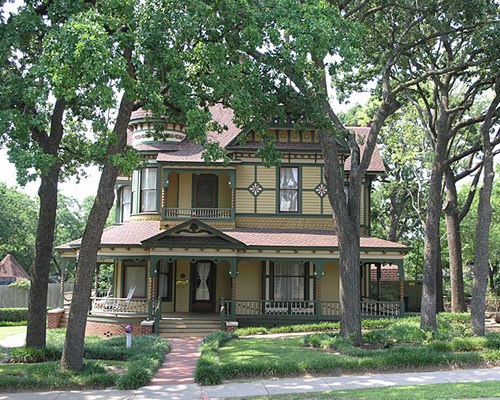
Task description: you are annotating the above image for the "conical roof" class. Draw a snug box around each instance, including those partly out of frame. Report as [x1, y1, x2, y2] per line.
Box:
[0, 254, 30, 280]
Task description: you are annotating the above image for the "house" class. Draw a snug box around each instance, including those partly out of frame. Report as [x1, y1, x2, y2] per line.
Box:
[0, 254, 30, 285]
[56, 105, 409, 337]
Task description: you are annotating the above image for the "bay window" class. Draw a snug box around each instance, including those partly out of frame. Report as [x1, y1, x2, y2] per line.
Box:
[140, 168, 157, 212]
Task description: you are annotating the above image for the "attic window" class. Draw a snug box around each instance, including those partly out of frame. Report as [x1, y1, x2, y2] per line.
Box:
[279, 167, 299, 212]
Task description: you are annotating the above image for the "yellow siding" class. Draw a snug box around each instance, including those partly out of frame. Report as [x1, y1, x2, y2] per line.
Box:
[302, 192, 321, 214]
[321, 262, 339, 301]
[166, 172, 179, 208]
[277, 130, 288, 143]
[175, 260, 191, 312]
[256, 166, 276, 188]
[218, 174, 231, 208]
[178, 173, 192, 208]
[216, 262, 231, 300]
[236, 190, 254, 213]
[236, 165, 255, 187]
[302, 130, 313, 143]
[290, 131, 300, 143]
[236, 260, 262, 300]
[302, 167, 321, 189]
[256, 191, 276, 213]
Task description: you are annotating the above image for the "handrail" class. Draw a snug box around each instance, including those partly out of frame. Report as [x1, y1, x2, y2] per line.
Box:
[220, 299, 402, 319]
[89, 296, 148, 315]
[163, 207, 234, 220]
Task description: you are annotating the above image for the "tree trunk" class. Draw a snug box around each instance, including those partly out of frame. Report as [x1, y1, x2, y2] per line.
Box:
[26, 164, 61, 348]
[61, 94, 134, 371]
[436, 239, 444, 313]
[26, 98, 66, 348]
[471, 85, 500, 336]
[444, 168, 467, 312]
[420, 135, 447, 330]
[489, 263, 498, 294]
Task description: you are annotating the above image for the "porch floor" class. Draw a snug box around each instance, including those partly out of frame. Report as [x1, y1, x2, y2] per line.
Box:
[160, 312, 219, 320]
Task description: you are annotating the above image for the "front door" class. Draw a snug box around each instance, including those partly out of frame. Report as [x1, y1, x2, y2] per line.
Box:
[191, 261, 216, 312]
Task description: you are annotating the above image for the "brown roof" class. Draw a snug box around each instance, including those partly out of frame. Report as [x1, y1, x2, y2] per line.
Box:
[129, 106, 385, 172]
[0, 254, 30, 280]
[57, 222, 409, 252]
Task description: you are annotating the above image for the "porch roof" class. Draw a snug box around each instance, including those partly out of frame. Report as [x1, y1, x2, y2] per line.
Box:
[57, 220, 409, 253]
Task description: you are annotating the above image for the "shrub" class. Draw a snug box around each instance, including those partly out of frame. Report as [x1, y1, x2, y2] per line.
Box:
[0, 308, 29, 322]
[195, 331, 235, 385]
[7, 346, 61, 363]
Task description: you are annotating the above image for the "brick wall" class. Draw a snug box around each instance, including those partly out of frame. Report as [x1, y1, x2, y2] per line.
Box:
[85, 319, 144, 338]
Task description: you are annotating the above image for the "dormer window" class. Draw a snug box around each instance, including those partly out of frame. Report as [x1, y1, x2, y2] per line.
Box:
[279, 167, 299, 212]
[141, 168, 157, 212]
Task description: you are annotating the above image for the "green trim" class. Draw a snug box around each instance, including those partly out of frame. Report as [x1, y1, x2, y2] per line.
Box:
[254, 165, 258, 213]
[234, 213, 331, 218]
[261, 261, 266, 301]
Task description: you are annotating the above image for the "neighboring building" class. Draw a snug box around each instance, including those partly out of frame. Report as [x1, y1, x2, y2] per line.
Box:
[0, 254, 30, 285]
[57, 105, 409, 336]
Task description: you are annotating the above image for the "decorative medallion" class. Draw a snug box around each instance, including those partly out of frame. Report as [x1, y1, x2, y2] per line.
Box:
[248, 182, 263, 197]
[315, 183, 328, 198]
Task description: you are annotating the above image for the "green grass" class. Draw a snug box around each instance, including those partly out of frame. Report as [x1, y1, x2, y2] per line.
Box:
[0, 325, 26, 341]
[239, 381, 500, 400]
[0, 330, 170, 391]
[196, 314, 500, 385]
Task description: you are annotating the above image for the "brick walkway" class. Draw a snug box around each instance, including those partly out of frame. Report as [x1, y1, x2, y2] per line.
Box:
[149, 337, 203, 385]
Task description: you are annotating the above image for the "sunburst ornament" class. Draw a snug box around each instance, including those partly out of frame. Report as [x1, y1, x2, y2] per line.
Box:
[248, 182, 263, 196]
[315, 183, 328, 198]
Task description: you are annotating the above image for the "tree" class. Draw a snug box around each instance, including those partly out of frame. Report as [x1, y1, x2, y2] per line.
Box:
[471, 79, 500, 335]
[0, 183, 38, 269]
[0, 0, 108, 348]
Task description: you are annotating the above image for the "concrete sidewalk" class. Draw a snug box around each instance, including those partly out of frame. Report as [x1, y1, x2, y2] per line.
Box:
[0, 367, 499, 399]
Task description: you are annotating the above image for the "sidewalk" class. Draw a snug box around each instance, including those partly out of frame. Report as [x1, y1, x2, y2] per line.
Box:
[0, 367, 499, 399]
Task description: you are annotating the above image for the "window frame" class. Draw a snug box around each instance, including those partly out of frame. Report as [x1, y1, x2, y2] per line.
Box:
[157, 260, 173, 301]
[120, 185, 132, 222]
[278, 166, 300, 213]
[271, 261, 308, 301]
[140, 168, 157, 213]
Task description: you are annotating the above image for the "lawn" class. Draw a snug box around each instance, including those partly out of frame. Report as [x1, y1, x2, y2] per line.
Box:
[195, 314, 500, 385]
[240, 381, 500, 400]
[0, 325, 26, 341]
[0, 329, 170, 391]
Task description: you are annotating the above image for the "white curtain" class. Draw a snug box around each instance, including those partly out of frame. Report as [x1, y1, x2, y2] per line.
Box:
[274, 262, 304, 301]
[141, 169, 157, 212]
[196, 262, 211, 300]
[280, 168, 298, 212]
[124, 266, 146, 298]
[121, 186, 131, 222]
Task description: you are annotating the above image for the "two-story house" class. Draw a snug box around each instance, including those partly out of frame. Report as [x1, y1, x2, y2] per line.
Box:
[57, 105, 408, 337]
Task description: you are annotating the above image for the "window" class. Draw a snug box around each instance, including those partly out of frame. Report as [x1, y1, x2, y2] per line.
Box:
[279, 167, 299, 212]
[120, 185, 132, 222]
[194, 174, 218, 208]
[141, 168, 157, 212]
[157, 260, 173, 301]
[123, 263, 146, 298]
[273, 261, 306, 301]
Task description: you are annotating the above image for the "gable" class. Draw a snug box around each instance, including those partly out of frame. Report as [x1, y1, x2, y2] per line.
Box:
[142, 219, 245, 248]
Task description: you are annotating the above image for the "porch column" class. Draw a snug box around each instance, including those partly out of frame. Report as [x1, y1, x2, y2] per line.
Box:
[59, 258, 70, 307]
[376, 263, 382, 301]
[314, 261, 325, 318]
[149, 256, 161, 319]
[228, 258, 238, 320]
[228, 171, 236, 217]
[395, 260, 405, 315]
[162, 170, 170, 219]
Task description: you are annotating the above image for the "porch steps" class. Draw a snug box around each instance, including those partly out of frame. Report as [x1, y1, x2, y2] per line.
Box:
[158, 317, 220, 338]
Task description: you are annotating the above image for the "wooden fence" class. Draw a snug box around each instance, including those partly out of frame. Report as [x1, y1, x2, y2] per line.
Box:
[0, 283, 74, 309]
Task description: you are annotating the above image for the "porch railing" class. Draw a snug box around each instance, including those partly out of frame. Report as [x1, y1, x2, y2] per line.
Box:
[220, 299, 403, 320]
[162, 207, 234, 220]
[89, 296, 148, 315]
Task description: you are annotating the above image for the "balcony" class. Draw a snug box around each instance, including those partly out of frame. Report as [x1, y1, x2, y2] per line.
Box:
[162, 207, 234, 220]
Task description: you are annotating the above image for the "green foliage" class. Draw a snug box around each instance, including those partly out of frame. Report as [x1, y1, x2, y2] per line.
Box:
[234, 321, 340, 337]
[8, 279, 30, 290]
[0, 308, 29, 323]
[0, 183, 38, 269]
[195, 331, 235, 385]
[0, 330, 169, 391]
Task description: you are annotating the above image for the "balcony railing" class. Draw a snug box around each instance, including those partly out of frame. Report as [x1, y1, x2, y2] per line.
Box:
[162, 207, 234, 220]
[220, 299, 403, 320]
[89, 296, 149, 315]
